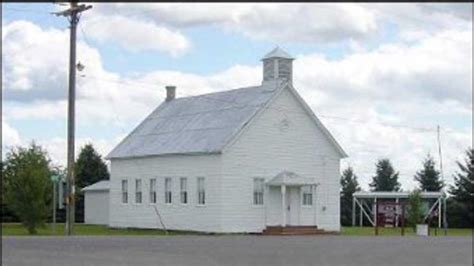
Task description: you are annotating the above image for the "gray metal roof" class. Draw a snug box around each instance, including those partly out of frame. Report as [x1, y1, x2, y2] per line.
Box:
[262, 47, 294, 60]
[106, 80, 284, 159]
[82, 180, 110, 192]
[353, 191, 443, 199]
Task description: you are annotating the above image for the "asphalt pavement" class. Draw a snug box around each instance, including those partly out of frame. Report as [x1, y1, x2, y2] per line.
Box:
[2, 235, 472, 266]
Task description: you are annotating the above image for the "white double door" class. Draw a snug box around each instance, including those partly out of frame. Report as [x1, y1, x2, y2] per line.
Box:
[285, 187, 300, 226]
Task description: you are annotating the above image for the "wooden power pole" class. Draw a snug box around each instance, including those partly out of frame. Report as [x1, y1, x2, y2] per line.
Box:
[53, 1, 92, 236]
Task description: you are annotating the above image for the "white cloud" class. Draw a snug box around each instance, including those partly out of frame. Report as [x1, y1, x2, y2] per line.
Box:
[2, 10, 471, 190]
[2, 119, 21, 149]
[34, 137, 117, 167]
[368, 3, 472, 35]
[81, 14, 190, 56]
[89, 3, 378, 44]
[294, 28, 472, 111]
[85, 3, 472, 47]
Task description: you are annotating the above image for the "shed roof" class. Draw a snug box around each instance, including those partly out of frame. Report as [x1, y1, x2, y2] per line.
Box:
[106, 80, 284, 159]
[82, 180, 110, 192]
[353, 191, 443, 199]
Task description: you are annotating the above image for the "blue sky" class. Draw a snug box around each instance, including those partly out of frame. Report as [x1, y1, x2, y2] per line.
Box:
[2, 3, 472, 190]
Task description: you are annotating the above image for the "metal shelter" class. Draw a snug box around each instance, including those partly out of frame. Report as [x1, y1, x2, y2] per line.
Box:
[352, 191, 445, 228]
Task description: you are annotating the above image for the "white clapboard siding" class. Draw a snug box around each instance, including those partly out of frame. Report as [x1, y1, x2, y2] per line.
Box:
[220, 86, 341, 232]
[84, 190, 109, 225]
[109, 154, 225, 232]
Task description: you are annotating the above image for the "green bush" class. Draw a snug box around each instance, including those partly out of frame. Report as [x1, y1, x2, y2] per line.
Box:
[3, 143, 53, 234]
[407, 190, 424, 230]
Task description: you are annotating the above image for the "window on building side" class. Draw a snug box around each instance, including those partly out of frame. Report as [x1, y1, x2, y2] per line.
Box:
[165, 178, 172, 204]
[121, 179, 128, 204]
[253, 178, 264, 205]
[197, 177, 205, 205]
[150, 178, 157, 203]
[180, 177, 188, 204]
[135, 179, 142, 204]
[302, 186, 313, 206]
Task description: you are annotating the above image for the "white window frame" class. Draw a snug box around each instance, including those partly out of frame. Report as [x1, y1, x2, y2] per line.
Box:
[302, 185, 313, 206]
[135, 179, 142, 204]
[150, 178, 157, 204]
[165, 177, 172, 204]
[121, 179, 128, 204]
[180, 177, 188, 204]
[197, 177, 205, 205]
[253, 178, 265, 205]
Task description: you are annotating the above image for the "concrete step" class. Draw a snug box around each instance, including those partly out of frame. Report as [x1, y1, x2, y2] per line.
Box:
[262, 226, 339, 236]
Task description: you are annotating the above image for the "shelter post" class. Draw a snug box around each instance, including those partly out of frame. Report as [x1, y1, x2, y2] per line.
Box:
[352, 196, 356, 226]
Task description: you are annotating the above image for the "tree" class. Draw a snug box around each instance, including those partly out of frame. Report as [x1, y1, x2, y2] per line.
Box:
[414, 154, 443, 191]
[74, 144, 109, 222]
[449, 148, 473, 227]
[75, 143, 109, 189]
[369, 159, 401, 191]
[3, 143, 52, 234]
[340, 167, 360, 226]
[407, 190, 424, 230]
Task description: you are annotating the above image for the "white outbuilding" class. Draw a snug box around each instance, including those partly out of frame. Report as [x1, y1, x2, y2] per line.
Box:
[104, 47, 347, 234]
[82, 180, 110, 225]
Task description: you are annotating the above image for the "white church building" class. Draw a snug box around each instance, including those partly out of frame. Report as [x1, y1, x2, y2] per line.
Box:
[103, 47, 347, 233]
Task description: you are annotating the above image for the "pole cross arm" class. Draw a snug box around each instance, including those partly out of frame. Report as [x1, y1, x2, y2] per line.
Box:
[52, 4, 92, 17]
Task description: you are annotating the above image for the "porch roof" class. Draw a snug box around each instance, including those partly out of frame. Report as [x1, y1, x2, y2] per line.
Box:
[266, 171, 318, 186]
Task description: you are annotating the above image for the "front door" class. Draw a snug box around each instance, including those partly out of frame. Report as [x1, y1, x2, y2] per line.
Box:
[286, 187, 300, 225]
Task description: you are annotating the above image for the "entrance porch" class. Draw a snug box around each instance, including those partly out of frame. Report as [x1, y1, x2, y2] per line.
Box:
[263, 171, 332, 235]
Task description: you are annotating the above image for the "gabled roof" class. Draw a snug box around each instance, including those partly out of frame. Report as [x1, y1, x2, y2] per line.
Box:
[82, 180, 110, 192]
[107, 75, 347, 160]
[106, 80, 285, 159]
[267, 171, 318, 186]
[262, 47, 294, 60]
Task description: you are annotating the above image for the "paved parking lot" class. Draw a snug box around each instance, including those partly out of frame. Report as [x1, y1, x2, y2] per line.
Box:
[2, 235, 472, 266]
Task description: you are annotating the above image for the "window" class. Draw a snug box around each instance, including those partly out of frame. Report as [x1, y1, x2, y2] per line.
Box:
[121, 180, 128, 204]
[302, 186, 313, 206]
[150, 178, 157, 203]
[180, 177, 188, 204]
[135, 179, 142, 204]
[197, 177, 205, 205]
[253, 178, 264, 205]
[165, 178, 172, 204]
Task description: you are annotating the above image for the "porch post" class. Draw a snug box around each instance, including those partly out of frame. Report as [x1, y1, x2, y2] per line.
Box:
[438, 198, 442, 228]
[313, 184, 317, 226]
[281, 185, 286, 227]
[264, 185, 268, 227]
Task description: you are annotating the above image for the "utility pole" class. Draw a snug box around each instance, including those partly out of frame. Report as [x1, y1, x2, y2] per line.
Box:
[436, 125, 448, 236]
[54, 1, 92, 236]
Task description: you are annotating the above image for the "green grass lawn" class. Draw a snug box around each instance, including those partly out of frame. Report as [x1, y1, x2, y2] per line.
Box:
[341, 226, 472, 236]
[1, 223, 195, 236]
[2, 223, 472, 236]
